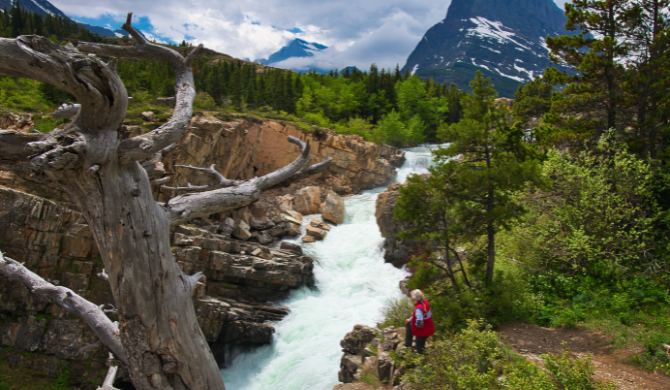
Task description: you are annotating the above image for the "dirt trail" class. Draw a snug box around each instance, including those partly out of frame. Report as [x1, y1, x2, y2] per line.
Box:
[499, 323, 670, 390]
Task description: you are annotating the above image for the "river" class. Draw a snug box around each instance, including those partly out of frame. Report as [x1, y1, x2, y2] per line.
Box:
[220, 144, 440, 390]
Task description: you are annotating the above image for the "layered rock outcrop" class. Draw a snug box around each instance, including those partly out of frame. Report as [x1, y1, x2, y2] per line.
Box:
[0, 185, 315, 383]
[161, 116, 403, 197]
[337, 324, 408, 388]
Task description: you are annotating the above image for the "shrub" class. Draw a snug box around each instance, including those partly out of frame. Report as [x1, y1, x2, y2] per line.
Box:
[378, 297, 414, 329]
[397, 320, 617, 390]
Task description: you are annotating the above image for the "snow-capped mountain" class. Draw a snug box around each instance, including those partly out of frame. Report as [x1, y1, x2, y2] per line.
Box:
[0, 0, 126, 38]
[403, 0, 571, 97]
[257, 38, 328, 67]
[0, 0, 65, 17]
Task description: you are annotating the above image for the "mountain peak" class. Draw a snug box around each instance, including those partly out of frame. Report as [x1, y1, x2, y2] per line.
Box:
[402, 0, 569, 97]
[257, 38, 328, 66]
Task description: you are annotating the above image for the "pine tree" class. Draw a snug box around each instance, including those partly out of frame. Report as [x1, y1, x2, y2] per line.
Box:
[437, 71, 543, 286]
[547, 0, 629, 134]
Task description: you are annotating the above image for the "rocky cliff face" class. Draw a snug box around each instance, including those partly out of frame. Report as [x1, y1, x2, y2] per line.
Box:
[0, 186, 314, 385]
[375, 180, 424, 265]
[402, 0, 571, 97]
[0, 113, 404, 385]
[161, 115, 404, 198]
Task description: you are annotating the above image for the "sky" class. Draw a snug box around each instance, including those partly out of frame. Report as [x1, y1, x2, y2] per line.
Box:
[51, 0, 571, 71]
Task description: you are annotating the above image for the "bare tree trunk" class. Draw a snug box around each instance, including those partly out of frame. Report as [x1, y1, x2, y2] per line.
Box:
[0, 13, 330, 390]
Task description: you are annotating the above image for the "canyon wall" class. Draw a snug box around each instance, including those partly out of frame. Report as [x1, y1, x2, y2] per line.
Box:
[0, 116, 404, 387]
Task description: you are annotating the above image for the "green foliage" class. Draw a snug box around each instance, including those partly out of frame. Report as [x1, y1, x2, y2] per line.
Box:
[544, 346, 618, 390]
[397, 319, 615, 390]
[544, 0, 670, 154]
[0, 5, 106, 42]
[500, 132, 670, 278]
[433, 71, 543, 285]
[405, 260, 544, 331]
[49, 368, 71, 390]
[0, 76, 54, 113]
[193, 92, 218, 110]
[378, 297, 414, 329]
[31, 115, 70, 133]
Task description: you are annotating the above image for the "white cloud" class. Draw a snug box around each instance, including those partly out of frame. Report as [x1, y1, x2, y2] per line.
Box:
[49, 0, 569, 71]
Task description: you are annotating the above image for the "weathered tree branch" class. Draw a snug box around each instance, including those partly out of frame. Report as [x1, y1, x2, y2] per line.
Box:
[77, 13, 203, 164]
[161, 164, 244, 192]
[97, 353, 121, 390]
[50, 103, 81, 120]
[0, 130, 45, 170]
[0, 37, 127, 133]
[165, 136, 330, 226]
[0, 250, 128, 366]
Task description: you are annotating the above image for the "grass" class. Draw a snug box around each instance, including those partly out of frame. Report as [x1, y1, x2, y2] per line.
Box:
[31, 116, 70, 133]
[0, 359, 70, 390]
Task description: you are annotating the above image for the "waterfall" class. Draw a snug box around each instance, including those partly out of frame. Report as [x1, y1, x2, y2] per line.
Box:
[220, 144, 444, 390]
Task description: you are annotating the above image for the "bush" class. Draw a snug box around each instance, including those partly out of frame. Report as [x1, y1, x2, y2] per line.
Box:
[193, 92, 217, 110]
[378, 297, 414, 329]
[397, 319, 617, 390]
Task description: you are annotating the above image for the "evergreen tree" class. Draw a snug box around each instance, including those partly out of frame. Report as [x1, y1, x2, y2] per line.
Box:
[547, 0, 630, 134]
[437, 71, 543, 286]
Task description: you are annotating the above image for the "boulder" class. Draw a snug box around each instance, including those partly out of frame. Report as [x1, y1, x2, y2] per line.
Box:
[321, 190, 345, 224]
[306, 225, 327, 240]
[302, 235, 316, 243]
[282, 213, 302, 225]
[257, 231, 274, 245]
[276, 195, 294, 213]
[340, 324, 380, 355]
[232, 220, 252, 240]
[309, 219, 331, 231]
[286, 222, 301, 237]
[249, 201, 277, 230]
[338, 353, 362, 383]
[141, 111, 155, 122]
[217, 217, 236, 237]
[377, 351, 395, 383]
[280, 241, 302, 255]
[285, 209, 303, 223]
[294, 186, 321, 215]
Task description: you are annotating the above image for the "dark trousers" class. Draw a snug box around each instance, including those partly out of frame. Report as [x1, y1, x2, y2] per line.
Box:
[404, 323, 427, 354]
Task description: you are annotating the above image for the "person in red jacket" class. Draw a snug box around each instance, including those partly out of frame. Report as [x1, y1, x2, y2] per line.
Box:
[404, 289, 435, 354]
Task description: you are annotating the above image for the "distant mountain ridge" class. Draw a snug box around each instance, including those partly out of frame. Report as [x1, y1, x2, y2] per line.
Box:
[0, 0, 130, 38]
[257, 38, 328, 67]
[403, 0, 571, 97]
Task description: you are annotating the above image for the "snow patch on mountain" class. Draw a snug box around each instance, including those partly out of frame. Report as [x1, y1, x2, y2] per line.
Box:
[467, 17, 532, 51]
[29, 0, 53, 16]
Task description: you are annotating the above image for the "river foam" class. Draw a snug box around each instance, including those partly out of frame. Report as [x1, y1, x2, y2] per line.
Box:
[221, 144, 443, 390]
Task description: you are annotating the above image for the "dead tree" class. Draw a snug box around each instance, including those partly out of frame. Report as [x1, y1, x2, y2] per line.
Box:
[0, 13, 329, 390]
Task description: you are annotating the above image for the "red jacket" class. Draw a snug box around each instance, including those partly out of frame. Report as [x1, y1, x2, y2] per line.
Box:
[411, 299, 435, 338]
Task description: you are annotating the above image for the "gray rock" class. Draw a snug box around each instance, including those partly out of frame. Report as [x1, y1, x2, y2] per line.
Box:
[233, 220, 252, 240]
[280, 241, 302, 255]
[338, 353, 361, 383]
[141, 111, 156, 122]
[377, 351, 395, 383]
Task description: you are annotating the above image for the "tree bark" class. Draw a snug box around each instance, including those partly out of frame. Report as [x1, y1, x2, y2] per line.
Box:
[0, 13, 330, 390]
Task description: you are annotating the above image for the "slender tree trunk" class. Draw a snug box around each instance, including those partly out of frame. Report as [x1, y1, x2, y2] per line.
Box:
[485, 190, 495, 287]
[485, 144, 495, 286]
